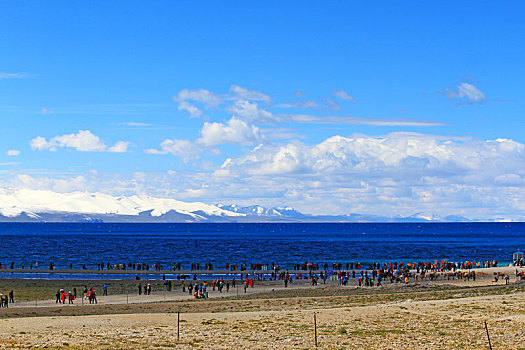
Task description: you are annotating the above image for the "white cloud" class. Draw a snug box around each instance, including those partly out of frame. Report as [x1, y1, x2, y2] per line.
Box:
[229, 85, 271, 104]
[198, 117, 265, 146]
[333, 90, 357, 102]
[30, 130, 129, 152]
[220, 133, 525, 179]
[5, 132, 525, 220]
[0, 72, 32, 79]
[108, 141, 131, 153]
[225, 100, 279, 124]
[6, 150, 20, 156]
[288, 114, 444, 127]
[173, 88, 223, 107]
[12, 174, 88, 193]
[444, 82, 486, 104]
[208, 133, 525, 217]
[41, 108, 53, 114]
[322, 97, 340, 109]
[177, 101, 203, 119]
[145, 139, 201, 162]
[118, 122, 152, 127]
[276, 101, 320, 109]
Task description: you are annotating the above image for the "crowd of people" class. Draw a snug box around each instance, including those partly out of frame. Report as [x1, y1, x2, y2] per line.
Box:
[0, 259, 504, 272]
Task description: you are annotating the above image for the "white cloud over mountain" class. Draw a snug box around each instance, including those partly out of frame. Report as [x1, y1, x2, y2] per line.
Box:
[10, 132, 525, 220]
[209, 133, 525, 218]
[218, 133, 525, 178]
[14, 83, 523, 220]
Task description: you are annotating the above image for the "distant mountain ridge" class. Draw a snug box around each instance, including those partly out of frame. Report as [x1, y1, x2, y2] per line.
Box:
[217, 204, 307, 218]
[0, 188, 477, 223]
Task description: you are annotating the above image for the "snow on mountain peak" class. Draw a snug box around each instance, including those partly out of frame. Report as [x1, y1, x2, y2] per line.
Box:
[0, 188, 244, 218]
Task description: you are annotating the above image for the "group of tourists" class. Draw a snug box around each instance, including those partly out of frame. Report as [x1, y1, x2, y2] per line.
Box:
[186, 282, 208, 298]
[55, 288, 76, 304]
[53, 286, 100, 304]
[137, 283, 152, 295]
[0, 290, 14, 308]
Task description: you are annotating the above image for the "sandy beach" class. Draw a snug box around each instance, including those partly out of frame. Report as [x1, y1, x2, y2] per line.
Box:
[0, 266, 524, 349]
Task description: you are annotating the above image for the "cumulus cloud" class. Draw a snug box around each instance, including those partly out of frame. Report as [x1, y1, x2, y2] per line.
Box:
[444, 82, 486, 104]
[218, 133, 525, 179]
[206, 133, 525, 217]
[178, 101, 203, 119]
[30, 130, 129, 153]
[332, 90, 357, 102]
[6, 132, 525, 220]
[226, 100, 279, 124]
[6, 150, 20, 156]
[198, 117, 265, 146]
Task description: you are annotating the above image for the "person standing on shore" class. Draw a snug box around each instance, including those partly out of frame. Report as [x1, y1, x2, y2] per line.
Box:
[138, 283, 142, 295]
[91, 288, 97, 303]
[103, 284, 108, 296]
[8, 290, 14, 303]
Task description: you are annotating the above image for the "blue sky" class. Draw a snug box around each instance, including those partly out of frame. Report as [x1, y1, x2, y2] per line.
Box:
[1, 2, 525, 219]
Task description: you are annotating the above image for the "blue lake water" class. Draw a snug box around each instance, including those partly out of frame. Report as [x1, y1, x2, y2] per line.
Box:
[0, 222, 524, 271]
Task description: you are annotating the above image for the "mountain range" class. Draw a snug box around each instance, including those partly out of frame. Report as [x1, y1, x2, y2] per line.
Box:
[0, 188, 475, 223]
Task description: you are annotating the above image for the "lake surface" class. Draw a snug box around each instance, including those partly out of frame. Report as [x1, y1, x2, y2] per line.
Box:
[0, 222, 524, 270]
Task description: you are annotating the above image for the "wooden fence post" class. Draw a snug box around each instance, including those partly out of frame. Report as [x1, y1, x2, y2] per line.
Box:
[314, 313, 318, 347]
[484, 321, 492, 350]
[177, 310, 180, 341]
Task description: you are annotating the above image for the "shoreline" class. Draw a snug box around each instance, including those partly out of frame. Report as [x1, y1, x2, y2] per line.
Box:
[1, 274, 525, 348]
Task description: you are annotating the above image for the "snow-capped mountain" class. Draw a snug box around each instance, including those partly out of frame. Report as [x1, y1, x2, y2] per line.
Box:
[0, 188, 480, 222]
[217, 204, 307, 218]
[0, 188, 244, 222]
